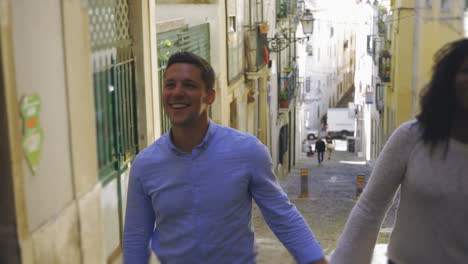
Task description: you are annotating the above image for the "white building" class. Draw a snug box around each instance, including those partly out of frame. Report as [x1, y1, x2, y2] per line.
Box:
[296, 0, 358, 156]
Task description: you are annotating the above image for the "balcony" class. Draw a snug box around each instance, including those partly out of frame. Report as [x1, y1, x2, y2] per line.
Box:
[378, 50, 391, 83]
[278, 67, 298, 108]
[276, 0, 298, 19]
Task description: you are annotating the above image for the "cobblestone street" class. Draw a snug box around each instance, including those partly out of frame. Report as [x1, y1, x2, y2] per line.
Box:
[254, 146, 398, 263]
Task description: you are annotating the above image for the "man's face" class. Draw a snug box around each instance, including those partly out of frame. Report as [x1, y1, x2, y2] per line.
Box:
[163, 63, 215, 128]
[454, 57, 468, 112]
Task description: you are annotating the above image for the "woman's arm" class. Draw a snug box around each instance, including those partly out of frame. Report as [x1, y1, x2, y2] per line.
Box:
[330, 122, 416, 264]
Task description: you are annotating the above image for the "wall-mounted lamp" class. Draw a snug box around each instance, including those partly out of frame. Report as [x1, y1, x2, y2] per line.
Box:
[301, 9, 315, 35]
[267, 9, 315, 52]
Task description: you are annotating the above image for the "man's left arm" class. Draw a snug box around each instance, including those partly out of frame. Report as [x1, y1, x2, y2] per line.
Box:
[249, 142, 326, 264]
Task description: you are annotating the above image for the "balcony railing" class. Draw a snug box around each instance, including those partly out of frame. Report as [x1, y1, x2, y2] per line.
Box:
[378, 50, 391, 83]
[278, 67, 298, 108]
[256, 27, 268, 69]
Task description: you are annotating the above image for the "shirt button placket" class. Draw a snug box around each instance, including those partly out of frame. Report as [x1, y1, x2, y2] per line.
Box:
[191, 158, 201, 241]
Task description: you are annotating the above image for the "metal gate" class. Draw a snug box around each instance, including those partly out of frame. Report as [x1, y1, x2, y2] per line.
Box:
[89, 0, 138, 183]
[88, 0, 138, 254]
[157, 23, 211, 134]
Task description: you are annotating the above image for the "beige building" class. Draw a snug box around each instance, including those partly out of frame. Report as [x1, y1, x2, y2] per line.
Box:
[0, 0, 158, 263]
[154, 0, 272, 156]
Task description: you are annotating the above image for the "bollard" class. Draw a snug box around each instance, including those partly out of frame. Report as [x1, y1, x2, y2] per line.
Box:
[355, 174, 366, 199]
[299, 168, 309, 198]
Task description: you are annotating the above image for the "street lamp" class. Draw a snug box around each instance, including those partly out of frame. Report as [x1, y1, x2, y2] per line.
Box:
[301, 9, 315, 35]
[267, 9, 315, 52]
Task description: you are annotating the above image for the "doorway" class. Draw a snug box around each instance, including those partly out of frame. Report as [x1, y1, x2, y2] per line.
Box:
[0, 36, 22, 264]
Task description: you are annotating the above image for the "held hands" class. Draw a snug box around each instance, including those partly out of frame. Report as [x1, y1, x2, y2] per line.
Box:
[308, 257, 328, 264]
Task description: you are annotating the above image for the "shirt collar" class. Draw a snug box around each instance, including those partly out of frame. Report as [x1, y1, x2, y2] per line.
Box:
[166, 120, 217, 154]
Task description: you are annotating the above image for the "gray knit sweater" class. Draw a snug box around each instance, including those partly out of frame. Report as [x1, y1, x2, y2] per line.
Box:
[330, 121, 468, 264]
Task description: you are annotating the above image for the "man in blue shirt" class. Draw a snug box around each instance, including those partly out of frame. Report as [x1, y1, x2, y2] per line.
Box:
[123, 52, 327, 264]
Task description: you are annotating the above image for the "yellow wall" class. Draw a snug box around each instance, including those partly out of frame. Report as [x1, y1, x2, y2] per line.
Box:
[387, 4, 414, 134]
[416, 1, 463, 112]
[386, 0, 463, 136]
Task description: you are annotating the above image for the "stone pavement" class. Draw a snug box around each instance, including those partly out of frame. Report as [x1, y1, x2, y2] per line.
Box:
[254, 147, 398, 263]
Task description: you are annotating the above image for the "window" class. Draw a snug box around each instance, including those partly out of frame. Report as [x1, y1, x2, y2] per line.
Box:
[330, 26, 334, 37]
[228, 16, 236, 32]
[425, 0, 432, 8]
[441, 0, 451, 11]
[227, 0, 237, 31]
[367, 35, 373, 54]
[254, 0, 263, 23]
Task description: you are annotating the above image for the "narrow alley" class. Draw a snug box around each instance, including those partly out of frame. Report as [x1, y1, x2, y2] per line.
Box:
[3, 0, 467, 263]
[253, 145, 398, 264]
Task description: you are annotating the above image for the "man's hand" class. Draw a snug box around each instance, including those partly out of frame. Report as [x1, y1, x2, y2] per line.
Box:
[308, 257, 328, 264]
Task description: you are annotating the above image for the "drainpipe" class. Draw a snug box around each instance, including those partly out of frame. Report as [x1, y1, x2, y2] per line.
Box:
[411, 0, 420, 118]
[249, 0, 253, 27]
[261, 0, 264, 22]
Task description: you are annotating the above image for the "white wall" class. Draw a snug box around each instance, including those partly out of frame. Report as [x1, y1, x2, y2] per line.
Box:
[12, 0, 74, 231]
[302, 0, 357, 131]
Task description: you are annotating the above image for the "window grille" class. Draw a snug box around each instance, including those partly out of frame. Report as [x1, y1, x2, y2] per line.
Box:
[89, 0, 138, 183]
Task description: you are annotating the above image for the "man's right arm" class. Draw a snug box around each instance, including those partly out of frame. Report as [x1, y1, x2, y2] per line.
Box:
[123, 160, 156, 264]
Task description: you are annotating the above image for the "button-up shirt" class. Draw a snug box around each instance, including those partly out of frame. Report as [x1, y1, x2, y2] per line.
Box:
[123, 121, 324, 264]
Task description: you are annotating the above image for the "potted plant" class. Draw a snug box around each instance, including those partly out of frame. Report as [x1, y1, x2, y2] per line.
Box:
[278, 90, 289, 108]
[378, 19, 386, 35]
[259, 23, 269, 34]
[277, 2, 287, 18]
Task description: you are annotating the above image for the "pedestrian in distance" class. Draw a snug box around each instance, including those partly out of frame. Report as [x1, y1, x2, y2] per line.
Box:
[307, 144, 315, 157]
[303, 138, 309, 152]
[325, 134, 334, 160]
[123, 52, 327, 264]
[330, 39, 468, 264]
[315, 137, 326, 164]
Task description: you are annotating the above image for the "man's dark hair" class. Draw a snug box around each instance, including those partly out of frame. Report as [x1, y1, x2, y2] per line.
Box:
[417, 38, 468, 149]
[165, 52, 215, 91]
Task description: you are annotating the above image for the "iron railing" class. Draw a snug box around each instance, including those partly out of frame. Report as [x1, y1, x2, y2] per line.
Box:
[256, 27, 268, 69]
[92, 47, 138, 183]
[89, 0, 139, 183]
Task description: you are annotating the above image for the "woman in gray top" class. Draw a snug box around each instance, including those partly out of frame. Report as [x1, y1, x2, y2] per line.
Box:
[330, 39, 468, 264]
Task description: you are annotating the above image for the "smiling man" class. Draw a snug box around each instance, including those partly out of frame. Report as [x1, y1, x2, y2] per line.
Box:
[123, 52, 327, 264]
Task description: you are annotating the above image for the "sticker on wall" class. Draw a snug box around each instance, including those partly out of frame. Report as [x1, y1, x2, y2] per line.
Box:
[20, 94, 44, 174]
